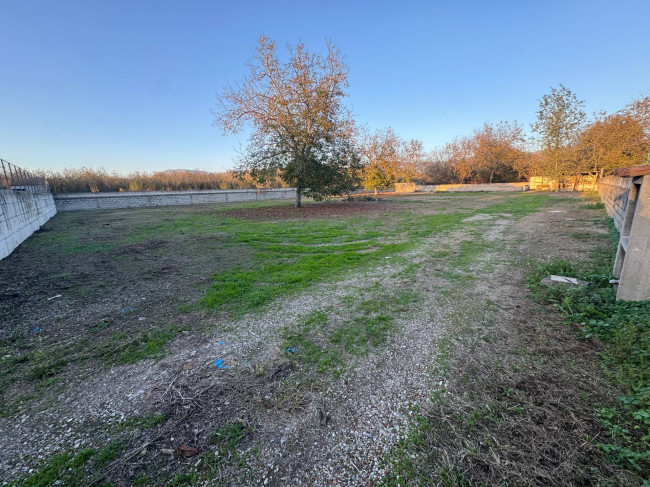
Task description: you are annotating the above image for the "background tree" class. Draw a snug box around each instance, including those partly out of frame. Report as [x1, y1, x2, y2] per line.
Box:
[532, 85, 586, 186]
[423, 147, 456, 184]
[623, 96, 650, 134]
[447, 136, 476, 183]
[471, 121, 526, 183]
[511, 151, 539, 180]
[360, 127, 401, 192]
[399, 138, 427, 182]
[576, 112, 648, 172]
[362, 165, 393, 195]
[214, 36, 359, 207]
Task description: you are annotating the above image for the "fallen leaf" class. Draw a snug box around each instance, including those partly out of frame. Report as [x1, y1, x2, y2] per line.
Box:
[177, 444, 199, 458]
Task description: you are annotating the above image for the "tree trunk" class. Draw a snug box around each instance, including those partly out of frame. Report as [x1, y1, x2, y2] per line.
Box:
[374, 188, 378, 196]
[295, 188, 302, 208]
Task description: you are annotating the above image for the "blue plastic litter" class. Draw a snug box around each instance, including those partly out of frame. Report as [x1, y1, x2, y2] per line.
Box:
[286, 348, 296, 354]
[214, 359, 230, 369]
[218, 340, 225, 346]
[34, 326, 40, 332]
[121, 307, 134, 314]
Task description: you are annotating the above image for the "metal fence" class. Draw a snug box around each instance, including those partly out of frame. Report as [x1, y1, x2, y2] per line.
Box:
[0, 158, 50, 193]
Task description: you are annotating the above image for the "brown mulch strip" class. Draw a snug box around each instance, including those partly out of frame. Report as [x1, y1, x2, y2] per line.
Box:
[222, 200, 390, 220]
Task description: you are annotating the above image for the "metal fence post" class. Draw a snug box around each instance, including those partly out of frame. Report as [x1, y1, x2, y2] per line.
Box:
[0, 159, 49, 192]
[1, 160, 8, 188]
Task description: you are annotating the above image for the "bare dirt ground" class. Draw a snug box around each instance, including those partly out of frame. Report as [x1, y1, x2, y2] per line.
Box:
[0, 193, 639, 486]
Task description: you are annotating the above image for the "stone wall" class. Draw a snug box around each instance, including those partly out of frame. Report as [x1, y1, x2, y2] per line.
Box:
[54, 188, 297, 212]
[0, 190, 57, 259]
[598, 175, 632, 231]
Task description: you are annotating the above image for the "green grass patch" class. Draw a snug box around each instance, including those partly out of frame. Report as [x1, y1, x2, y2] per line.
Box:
[569, 231, 610, 242]
[14, 439, 129, 486]
[120, 413, 167, 431]
[581, 190, 606, 209]
[526, 229, 650, 473]
[200, 196, 553, 316]
[201, 218, 415, 314]
[281, 310, 345, 376]
[14, 448, 99, 487]
[1, 324, 184, 417]
[106, 325, 182, 365]
[94, 439, 128, 468]
[282, 288, 419, 376]
[477, 192, 552, 217]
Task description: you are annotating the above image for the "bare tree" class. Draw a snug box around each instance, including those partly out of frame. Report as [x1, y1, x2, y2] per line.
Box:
[399, 138, 426, 182]
[424, 147, 456, 184]
[214, 36, 360, 207]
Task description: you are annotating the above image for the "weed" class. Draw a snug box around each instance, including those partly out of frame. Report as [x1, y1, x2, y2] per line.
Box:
[527, 230, 650, 473]
[120, 413, 167, 431]
[578, 191, 607, 209]
[281, 311, 344, 376]
[175, 421, 254, 484]
[169, 472, 198, 486]
[94, 439, 127, 468]
[282, 288, 418, 376]
[14, 449, 96, 487]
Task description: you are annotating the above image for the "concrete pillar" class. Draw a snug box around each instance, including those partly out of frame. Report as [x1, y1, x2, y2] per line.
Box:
[613, 173, 650, 301]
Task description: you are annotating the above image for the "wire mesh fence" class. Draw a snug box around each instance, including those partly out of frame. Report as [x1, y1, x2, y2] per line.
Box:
[0, 159, 50, 193]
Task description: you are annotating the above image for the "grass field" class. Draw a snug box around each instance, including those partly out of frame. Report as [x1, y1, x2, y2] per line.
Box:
[0, 192, 647, 486]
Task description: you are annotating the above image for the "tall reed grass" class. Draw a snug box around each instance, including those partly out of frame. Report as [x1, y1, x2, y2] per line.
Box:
[35, 168, 285, 193]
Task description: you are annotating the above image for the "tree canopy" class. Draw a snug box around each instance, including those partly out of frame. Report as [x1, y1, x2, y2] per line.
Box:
[216, 43, 648, 194]
[532, 85, 586, 182]
[214, 36, 360, 207]
[360, 128, 427, 193]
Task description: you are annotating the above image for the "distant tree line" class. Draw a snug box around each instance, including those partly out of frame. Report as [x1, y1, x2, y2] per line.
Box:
[39, 37, 649, 198]
[212, 37, 648, 204]
[40, 89, 649, 195]
[38, 168, 286, 193]
[364, 89, 650, 188]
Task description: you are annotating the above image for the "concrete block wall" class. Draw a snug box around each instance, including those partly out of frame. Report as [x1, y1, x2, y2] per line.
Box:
[0, 190, 57, 259]
[394, 182, 418, 192]
[417, 182, 529, 193]
[54, 188, 297, 211]
[598, 175, 632, 231]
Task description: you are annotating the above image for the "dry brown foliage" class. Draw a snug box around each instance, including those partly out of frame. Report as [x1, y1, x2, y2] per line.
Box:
[36, 167, 284, 193]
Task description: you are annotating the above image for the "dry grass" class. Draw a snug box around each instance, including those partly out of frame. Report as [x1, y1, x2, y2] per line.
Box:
[383, 195, 644, 486]
[37, 167, 284, 193]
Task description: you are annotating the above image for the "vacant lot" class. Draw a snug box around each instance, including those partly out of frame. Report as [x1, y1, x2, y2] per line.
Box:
[0, 192, 643, 485]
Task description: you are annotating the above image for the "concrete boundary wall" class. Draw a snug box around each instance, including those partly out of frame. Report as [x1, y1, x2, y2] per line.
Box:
[54, 188, 297, 212]
[0, 190, 57, 259]
[417, 182, 530, 193]
[598, 175, 632, 231]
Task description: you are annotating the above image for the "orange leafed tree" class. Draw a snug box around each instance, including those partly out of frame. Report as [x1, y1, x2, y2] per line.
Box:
[471, 121, 526, 183]
[214, 36, 361, 207]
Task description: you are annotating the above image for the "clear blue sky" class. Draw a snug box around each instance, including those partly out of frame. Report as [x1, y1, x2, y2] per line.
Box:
[1, 0, 648, 174]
